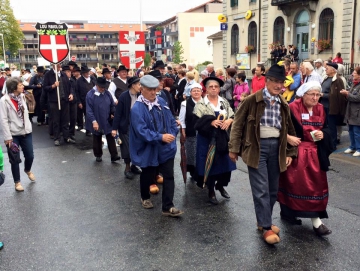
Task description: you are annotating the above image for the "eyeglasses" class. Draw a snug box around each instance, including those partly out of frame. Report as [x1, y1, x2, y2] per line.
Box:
[268, 77, 284, 84]
[208, 85, 219, 89]
[305, 93, 322, 98]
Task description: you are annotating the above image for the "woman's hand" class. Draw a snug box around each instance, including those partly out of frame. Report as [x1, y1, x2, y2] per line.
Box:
[313, 130, 324, 140]
[211, 119, 223, 128]
[286, 157, 293, 167]
[287, 134, 301, 146]
[340, 89, 348, 96]
[4, 139, 12, 146]
[220, 119, 233, 130]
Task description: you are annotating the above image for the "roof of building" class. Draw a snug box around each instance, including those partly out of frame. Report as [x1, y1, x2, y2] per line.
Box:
[207, 31, 223, 40]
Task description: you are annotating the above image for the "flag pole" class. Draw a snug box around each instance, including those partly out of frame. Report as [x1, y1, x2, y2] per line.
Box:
[140, 0, 143, 31]
[54, 65, 61, 110]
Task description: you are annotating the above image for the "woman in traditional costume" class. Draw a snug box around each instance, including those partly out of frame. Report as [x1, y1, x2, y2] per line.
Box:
[278, 81, 334, 236]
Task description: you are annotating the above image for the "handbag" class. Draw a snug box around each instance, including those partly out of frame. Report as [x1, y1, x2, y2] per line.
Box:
[6, 143, 22, 165]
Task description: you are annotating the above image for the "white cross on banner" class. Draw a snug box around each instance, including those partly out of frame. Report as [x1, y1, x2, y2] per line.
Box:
[39, 35, 69, 64]
[119, 31, 145, 69]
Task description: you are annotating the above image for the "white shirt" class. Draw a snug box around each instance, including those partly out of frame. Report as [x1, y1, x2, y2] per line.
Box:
[83, 76, 91, 83]
[305, 70, 323, 85]
[108, 82, 118, 103]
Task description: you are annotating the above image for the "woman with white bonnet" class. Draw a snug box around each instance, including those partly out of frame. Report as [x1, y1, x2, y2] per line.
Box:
[278, 81, 334, 236]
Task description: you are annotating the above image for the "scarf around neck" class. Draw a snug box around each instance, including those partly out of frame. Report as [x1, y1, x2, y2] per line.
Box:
[9, 93, 24, 122]
[137, 95, 161, 111]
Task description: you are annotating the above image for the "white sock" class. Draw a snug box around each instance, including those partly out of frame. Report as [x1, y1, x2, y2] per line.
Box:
[311, 217, 322, 228]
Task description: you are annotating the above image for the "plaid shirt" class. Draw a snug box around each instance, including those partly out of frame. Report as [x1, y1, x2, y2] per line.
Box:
[260, 88, 282, 130]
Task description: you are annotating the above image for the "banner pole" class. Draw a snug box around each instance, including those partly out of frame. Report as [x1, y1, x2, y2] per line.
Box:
[54, 65, 61, 110]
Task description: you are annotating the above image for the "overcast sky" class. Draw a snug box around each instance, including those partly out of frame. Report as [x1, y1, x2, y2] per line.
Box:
[10, 0, 211, 23]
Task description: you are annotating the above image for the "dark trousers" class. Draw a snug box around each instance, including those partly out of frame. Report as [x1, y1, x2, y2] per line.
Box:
[69, 102, 77, 137]
[34, 94, 45, 123]
[248, 138, 280, 228]
[140, 158, 175, 211]
[50, 101, 70, 141]
[119, 132, 131, 164]
[77, 104, 86, 129]
[11, 133, 34, 183]
[92, 133, 118, 158]
[328, 114, 339, 148]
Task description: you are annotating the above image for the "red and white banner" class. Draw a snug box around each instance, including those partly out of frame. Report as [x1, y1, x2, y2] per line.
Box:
[119, 31, 145, 69]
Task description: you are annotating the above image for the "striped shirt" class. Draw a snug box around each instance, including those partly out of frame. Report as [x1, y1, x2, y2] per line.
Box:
[260, 88, 282, 130]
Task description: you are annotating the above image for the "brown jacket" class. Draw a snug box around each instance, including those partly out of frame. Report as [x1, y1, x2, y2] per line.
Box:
[229, 90, 297, 172]
[328, 75, 347, 115]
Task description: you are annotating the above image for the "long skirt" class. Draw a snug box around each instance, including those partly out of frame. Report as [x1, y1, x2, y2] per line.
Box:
[278, 141, 329, 218]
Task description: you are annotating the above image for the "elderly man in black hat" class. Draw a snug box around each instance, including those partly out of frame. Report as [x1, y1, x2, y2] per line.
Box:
[102, 67, 113, 88]
[43, 65, 76, 146]
[111, 76, 142, 179]
[229, 64, 298, 245]
[76, 66, 96, 136]
[29, 66, 45, 125]
[86, 77, 119, 162]
[108, 65, 129, 101]
[153, 60, 166, 75]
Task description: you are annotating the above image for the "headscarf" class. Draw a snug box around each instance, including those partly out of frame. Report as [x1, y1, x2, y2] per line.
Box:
[296, 81, 321, 97]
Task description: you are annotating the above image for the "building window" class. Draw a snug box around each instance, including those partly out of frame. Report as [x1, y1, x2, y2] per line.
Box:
[230, 0, 238, 7]
[273, 17, 285, 45]
[318, 8, 334, 44]
[248, 21, 257, 51]
[77, 54, 88, 59]
[249, 0, 256, 3]
[100, 34, 112, 39]
[102, 54, 114, 60]
[231, 24, 239, 55]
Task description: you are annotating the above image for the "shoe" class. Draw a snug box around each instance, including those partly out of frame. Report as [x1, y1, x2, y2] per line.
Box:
[313, 224, 332, 236]
[263, 230, 280, 244]
[130, 165, 142, 174]
[141, 199, 153, 209]
[54, 140, 60, 146]
[162, 207, 184, 217]
[280, 212, 302, 225]
[15, 182, 24, 192]
[353, 151, 360, 157]
[149, 184, 159, 194]
[50, 135, 54, 139]
[257, 224, 280, 235]
[85, 131, 92, 136]
[124, 170, 134, 179]
[209, 195, 219, 205]
[216, 186, 230, 199]
[156, 175, 163, 184]
[66, 138, 76, 144]
[77, 126, 83, 131]
[344, 148, 355, 154]
[69, 135, 76, 141]
[37, 122, 42, 126]
[111, 156, 121, 162]
[96, 157, 102, 162]
[24, 171, 35, 182]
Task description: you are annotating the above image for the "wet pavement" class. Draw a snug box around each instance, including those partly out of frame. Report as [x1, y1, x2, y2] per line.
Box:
[0, 123, 359, 271]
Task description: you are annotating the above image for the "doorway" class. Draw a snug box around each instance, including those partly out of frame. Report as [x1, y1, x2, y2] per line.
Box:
[295, 10, 310, 60]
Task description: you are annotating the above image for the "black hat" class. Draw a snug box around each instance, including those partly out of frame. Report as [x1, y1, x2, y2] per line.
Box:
[96, 77, 107, 88]
[128, 76, 140, 88]
[117, 65, 129, 72]
[111, 65, 117, 69]
[265, 64, 286, 81]
[36, 66, 45, 73]
[72, 66, 81, 72]
[68, 61, 77, 66]
[153, 60, 165, 69]
[326, 62, 338, 70]
[148, 70, 165, 79]
[167, 66, 173, 71]
[202, 76, 225, 88]
[4, 68, 10, 71]
[102, 68, 111, 74]
[102, 63, 107, 67]
[80, 66, 90, 73]
[61, 65, 71, 71]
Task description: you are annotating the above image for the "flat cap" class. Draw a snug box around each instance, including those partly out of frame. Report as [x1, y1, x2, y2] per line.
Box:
[140, 75, 159, 88]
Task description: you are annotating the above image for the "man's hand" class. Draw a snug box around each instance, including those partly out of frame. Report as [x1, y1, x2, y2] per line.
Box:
[111, 130, 117, 137]
[68, 94, 73, 102]
[229, 152, 238, 163]
[52, 81, 59, 88]
[93, 121, 99, 131]
[78, 103, 83, 109]
[162, 134, 175, 143]
[340, 89, 348, 96]
[287, 134, 301, 146]
[286, 157, 293, 167]
[164, 87, 170, 91]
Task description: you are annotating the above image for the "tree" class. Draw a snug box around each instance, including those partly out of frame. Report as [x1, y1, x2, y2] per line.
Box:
[144, 52, 152, 67]
[0, 0, 24, 59]
[172, 41, 186, 64]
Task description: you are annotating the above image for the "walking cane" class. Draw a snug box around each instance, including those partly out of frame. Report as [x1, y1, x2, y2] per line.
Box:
[54, 65, 61, 110]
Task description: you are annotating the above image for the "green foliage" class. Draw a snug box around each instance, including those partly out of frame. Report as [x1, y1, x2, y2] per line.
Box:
[0, 0, 24, 56]
[195, 61, 212, 73]
[46, 29, 58, 35]
[155, 26, 163, 31]
[59, 30, 67, 35]
[172, 41, 186, 64]
[37, 29, 45, 35]
[144, 52, 152, 67]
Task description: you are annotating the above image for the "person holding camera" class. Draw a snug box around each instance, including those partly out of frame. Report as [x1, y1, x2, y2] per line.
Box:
[86, 77, 119, 163]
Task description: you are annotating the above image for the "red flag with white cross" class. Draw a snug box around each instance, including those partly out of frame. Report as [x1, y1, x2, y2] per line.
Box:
[35, 22, 69, 64]
[119, 31, 145, 69]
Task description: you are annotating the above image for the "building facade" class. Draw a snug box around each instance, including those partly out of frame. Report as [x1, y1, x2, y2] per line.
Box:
[222, 0, 360, 74]
[9, 20, 150, 69]
[146, 0, 223, 65]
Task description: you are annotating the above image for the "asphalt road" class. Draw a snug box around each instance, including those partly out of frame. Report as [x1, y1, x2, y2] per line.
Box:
[0, 123, 359, 271]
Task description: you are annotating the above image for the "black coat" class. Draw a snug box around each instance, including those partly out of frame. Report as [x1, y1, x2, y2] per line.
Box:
[28, 75, 44, 98]
[112, 90, 138, 134]
[76, 76, 96, 105]
[43, 70, 74, 103]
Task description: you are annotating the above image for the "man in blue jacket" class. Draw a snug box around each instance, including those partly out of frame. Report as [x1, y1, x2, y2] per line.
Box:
[130, 75, 183, 217]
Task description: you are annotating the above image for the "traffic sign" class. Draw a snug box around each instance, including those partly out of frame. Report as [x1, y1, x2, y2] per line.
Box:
[220, 23, 228, 31]
[71, 55, 76, 61]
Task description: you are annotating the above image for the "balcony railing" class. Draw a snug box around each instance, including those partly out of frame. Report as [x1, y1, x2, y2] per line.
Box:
[76, 58, 99, 62]
[166, 29, 178, 36]
[19, 48, 38, 53]
[271, 0, 317, 5]
[69, 38, 97, 43]
[70, 47, 97, 52]
[7, 58, 20, 63]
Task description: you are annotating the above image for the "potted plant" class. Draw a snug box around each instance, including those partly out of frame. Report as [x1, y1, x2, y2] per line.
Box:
[245, 45, 255, 53]
[316, 39, 332, 53]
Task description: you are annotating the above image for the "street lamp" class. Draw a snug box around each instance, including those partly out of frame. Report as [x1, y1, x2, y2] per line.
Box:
[0, 34, 5, 68]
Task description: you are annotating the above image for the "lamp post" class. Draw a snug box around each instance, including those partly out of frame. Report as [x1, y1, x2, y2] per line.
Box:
[0, 34, 5, 68]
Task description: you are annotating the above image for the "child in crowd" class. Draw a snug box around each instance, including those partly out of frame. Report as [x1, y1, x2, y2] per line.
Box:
[233, 73, 249, 109]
